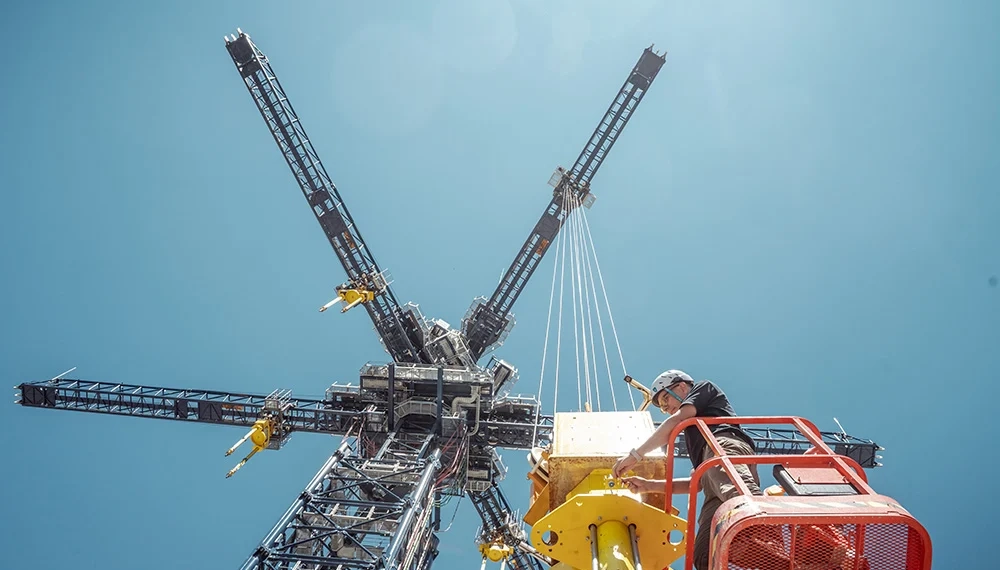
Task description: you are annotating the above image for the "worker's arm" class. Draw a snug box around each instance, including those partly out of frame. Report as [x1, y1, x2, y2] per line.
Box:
[612, 404, 696, 478]
[671, 476, 691, 495]
[637, 404, 697, 456]
[621, 475, 690, 495]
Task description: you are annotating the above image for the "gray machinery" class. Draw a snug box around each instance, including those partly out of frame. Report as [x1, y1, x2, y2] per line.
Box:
[15, 30, 882, 570]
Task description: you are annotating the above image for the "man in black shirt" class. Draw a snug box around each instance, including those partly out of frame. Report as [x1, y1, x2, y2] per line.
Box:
[611, 370, 761, 570]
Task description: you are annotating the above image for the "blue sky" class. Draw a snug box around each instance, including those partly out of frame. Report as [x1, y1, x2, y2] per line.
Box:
[2, 1, 996, 568]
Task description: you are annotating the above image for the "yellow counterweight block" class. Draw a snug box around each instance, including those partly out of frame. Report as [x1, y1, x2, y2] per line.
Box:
[531, 469, 687, 570]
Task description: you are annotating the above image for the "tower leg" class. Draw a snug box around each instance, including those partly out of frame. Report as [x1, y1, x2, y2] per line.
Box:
[240, 434, 440, 570]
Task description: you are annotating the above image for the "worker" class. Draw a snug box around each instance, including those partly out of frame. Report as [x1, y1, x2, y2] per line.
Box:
[611, 370, 762, 570]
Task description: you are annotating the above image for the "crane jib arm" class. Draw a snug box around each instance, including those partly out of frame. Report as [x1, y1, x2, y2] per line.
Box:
[469, 482, 546, 570]
[16, 379, 883, 467]
[224, 31, 425, 364]
[463, 47, 666, 361]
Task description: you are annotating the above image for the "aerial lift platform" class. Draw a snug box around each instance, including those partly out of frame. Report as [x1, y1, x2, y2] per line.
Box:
[522, 409, 930, 570]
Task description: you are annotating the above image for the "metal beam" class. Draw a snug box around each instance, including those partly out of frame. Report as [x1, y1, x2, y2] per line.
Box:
[462, 46, 667, 361]
[16, 379, 881, 466]
[241, 434, 440, 570]
[224, 30, 425, 363]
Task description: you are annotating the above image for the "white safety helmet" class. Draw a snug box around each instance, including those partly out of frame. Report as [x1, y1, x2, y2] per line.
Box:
[651, 369, 694, 397]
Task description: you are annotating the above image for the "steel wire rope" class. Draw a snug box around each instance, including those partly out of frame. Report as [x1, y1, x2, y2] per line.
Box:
[566, 198, 581, 409]
[532, 188, 568, 447]
[571, 196, 600, 412]
[567, 197, 593, 412]
[578, 206, 618, 411]
[579, 201, 595, 411]
[579, 207, 634, 409]
[554, 188, 573, 414]
[577, 202, 604, 411]
[567, 195, 585, 412]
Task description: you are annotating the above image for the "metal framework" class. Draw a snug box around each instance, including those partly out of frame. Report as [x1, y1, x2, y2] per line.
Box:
[469, 480, 547, 570]
[13, 28, 886, 570]
[462, 47, 667, 361]
[225, 32, 425, 364]
[241, 434, 441, 570]
[16, 378, 880, 469]
[218, 30, 672, 568]
[16, 374, 882, 570]
[662, 416, 925, 570]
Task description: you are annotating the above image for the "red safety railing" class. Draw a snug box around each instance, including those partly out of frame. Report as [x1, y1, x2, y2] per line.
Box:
[661, 416, 929, 570]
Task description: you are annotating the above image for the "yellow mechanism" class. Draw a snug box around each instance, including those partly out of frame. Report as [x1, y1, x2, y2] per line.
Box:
[225, 417, 274, 478]
[525, 411, 688, 570]
[479, 540, 514, 563]
[320, 282, 377, 313]
[335, 285, 375, 312]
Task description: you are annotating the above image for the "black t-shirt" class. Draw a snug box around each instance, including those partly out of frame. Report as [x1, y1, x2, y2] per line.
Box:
[679, 380, 756, 468]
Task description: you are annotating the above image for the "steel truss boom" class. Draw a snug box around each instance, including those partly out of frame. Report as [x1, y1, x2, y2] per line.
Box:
[463, 46, 667, 361]
[15, 379, 881, 467]
[16, 31, 884, 570]
[469, 481, 547, 570]
[242, 433, 442, 570]
[17, 378, 362, 434]
[225, 30, 425, 364]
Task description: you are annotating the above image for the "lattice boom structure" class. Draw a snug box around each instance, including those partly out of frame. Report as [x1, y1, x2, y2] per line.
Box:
[12, 27, 889, 570]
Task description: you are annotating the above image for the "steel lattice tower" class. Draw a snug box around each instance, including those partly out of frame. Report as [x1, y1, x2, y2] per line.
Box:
[14, 29, 884, 570]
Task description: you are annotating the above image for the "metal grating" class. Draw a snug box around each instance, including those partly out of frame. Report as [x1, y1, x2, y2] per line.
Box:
[721, 522, 927, 570]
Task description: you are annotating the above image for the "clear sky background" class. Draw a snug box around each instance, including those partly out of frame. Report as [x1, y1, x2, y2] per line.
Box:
[2, 1, 996, 568]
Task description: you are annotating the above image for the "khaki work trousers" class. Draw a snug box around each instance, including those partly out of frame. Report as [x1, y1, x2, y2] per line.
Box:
[692, 435, 761, 570]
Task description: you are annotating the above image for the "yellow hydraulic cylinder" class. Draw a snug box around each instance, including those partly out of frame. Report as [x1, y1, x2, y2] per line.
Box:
[336, 286, 375, 313]
[319, 285, 376, 313]
[595, 520, 635, 570]
[225, 418, 274, 478]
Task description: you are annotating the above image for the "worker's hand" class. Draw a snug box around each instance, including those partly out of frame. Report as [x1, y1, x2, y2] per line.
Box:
[621, 476, 663, 495]
[612, 453, 636, 479]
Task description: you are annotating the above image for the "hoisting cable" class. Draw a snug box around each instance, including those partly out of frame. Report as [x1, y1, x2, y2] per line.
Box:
[553, 185, 573, 422]
[532, 186, 568, 447]
[580, 206, 634, 410]
[578, 201, 604, 411]
[555, 192, 578, 413]
[536, 184, 637, 422]
[579, 204, 618, 412]
[568, 194, 587, 412]
[575, 194, 601, 411]
[569, 195, 597, 412]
